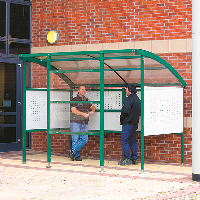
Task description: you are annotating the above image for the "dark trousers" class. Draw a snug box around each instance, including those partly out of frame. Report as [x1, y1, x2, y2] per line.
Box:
[121, 124, 138, 160]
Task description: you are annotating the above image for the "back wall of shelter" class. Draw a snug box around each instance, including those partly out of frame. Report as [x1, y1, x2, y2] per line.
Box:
[30, 0, 192, 164]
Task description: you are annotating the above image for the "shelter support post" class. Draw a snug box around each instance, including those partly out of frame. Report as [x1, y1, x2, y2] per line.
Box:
[121, 88, 126, 160]
[192, 0, 200, 181]
[181, 88, 185, 165]
[100, 52, 105, 172]
[140, 56, 145, 172]
[22, 59, 27, 164]
[69, 89, 73, 150]
[181, 133, 184, 166]
[46, 55, 51, 168]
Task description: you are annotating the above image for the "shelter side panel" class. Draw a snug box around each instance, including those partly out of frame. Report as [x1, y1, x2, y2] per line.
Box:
[144, 86, 183, 136]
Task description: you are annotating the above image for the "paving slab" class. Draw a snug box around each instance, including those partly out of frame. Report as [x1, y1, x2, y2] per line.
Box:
[0, 150, 199, 200]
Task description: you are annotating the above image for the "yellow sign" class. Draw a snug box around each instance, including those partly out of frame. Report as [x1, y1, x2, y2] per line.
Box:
[47, 30, 59, 44]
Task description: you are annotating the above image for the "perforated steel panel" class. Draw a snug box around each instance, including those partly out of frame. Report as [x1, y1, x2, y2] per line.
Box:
[50, 91, 70, 129]
[73, 90, 122, 110]
[27, 88, 183, 134]
[26, 90, 47, 130]
[26, 90, 70, 130]
[87, 112, 122, 131]
[27, 90, 124, 131]
[72, 90, 123, 131]
[144, 87, 183, 136]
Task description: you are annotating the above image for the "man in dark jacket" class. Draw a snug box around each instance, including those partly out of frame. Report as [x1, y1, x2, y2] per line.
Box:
[118, 84, 141, 165]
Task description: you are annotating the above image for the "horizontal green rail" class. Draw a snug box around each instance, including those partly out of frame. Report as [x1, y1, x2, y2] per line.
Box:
[25, 129, 182, 135]
[26, 129, 47, 132]
[51, 58, 96, 61]
[46, 56, 142, 62]
[26, 88, 73, 91]
[74, 83, 182, 88]
[50, 69, 100, 73]
[19, 49, 136, 58]
[27, 88, 123, 91]
[95, 109, 121, 112]
[50, 131, 100, 135]
[84, 89, 123, 91]
[94, 56, 141, 60]
[50, 67, 166, 73]
[50, 101, 100, 104]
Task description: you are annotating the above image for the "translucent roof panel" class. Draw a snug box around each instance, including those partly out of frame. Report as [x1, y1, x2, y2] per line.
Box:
[51, 58, 142, 85]
[143, 57, 180, 85]
[144, 57, 164, 69]
[62, 70, 128, 85]
[63, 72, 100, 85]
[117, 71, 141, 85]
[144, 69, 180, 84]
[19, 49, 186, 88]
[104, 58, 141, 69]
[51, 60, 100, 70]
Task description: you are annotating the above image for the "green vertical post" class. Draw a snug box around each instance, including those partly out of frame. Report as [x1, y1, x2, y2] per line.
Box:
[46, 55, 51, 167]
[141, 56, 145, 172]
[69, 88, 73, 149]
[121, 88, 126, 160]
[22, 59, 27, 164]
[181, 87, 185, 165]
[100, 52, 105, 172]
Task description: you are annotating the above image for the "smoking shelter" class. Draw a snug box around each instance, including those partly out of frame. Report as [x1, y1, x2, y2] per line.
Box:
[19, 49, 186, 172]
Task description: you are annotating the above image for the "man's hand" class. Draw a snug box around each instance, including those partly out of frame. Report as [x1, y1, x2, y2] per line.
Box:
[71, 107, 89, 118]
[89, 111, 95, 116]
[83, 113, 89, 118]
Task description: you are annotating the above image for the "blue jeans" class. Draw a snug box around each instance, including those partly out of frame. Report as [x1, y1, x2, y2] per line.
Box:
[121, 124, 138, 160]
[70, 122, 88, 158]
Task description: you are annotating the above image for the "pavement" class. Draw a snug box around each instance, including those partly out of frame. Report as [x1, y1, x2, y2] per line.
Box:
[0, 150, 200, 200]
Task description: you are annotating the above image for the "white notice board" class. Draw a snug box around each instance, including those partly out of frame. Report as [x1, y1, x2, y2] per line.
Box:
[144, 86, 183, 136]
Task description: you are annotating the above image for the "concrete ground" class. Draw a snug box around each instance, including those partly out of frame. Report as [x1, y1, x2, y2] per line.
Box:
[0, 150, 200, 200]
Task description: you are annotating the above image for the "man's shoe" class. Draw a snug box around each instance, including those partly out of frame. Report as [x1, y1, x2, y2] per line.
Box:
[75, 156, 82, 161]
[118, 158, 132, 165]
[67, 149, 75, 161]
[132, 159, 138, 165]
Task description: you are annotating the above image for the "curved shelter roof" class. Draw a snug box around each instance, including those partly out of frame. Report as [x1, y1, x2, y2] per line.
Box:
[19, 49, 186, 88]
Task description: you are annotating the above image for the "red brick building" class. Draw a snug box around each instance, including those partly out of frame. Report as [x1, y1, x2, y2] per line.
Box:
[30, 0, 192, 164]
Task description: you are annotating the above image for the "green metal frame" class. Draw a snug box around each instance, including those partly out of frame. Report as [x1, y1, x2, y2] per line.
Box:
[141, 56, 145, 172]
[100, 53, 105, 170]
[47, 56, 51, 167]
[181, 88, 185, 164]
[19, 49, 186, 171]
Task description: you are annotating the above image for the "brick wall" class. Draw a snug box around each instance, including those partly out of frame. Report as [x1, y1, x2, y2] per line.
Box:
[32, 0, 192, 46]
[31, 0, 192, 165]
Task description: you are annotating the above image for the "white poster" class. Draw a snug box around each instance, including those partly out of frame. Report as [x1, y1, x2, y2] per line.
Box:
[144, 86, 183, 136]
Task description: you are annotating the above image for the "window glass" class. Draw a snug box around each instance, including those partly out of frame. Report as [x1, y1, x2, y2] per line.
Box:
[0, 116, 16, 124]
[9, 42, 30, 55]
[0, 63, 16, 113]
[0, 127, 16, 143]
[0, 41, 5, 54]
[10, 3, 30, 39]
[0, 2, 6, 37]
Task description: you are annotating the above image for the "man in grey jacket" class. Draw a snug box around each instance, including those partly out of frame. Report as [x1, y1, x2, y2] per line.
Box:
[118, 84, 141, 165]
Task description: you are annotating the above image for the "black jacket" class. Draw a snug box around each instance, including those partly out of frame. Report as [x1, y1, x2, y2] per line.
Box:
[120, 92, 141, 126]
